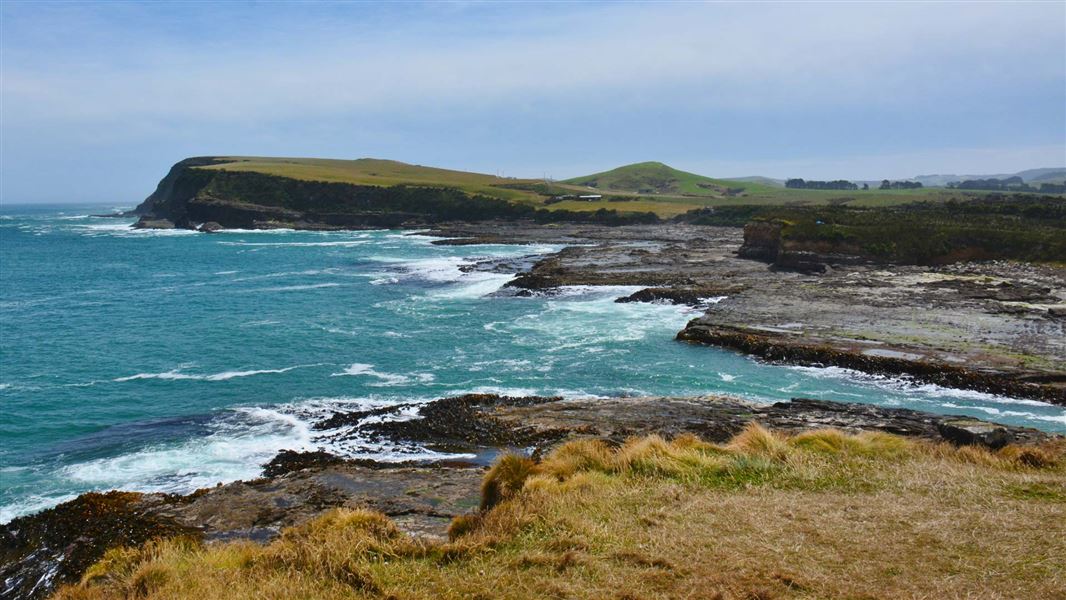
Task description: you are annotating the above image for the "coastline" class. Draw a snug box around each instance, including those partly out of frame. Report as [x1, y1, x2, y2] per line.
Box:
[3, 215, 1064, 600]
[427, 221, 1066, 404]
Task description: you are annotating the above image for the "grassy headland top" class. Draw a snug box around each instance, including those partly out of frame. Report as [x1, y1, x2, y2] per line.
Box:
[189, 156, 1008, 217]
[196, 157, 551, 204]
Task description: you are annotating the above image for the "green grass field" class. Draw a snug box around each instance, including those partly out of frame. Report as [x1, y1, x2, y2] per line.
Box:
[193, 157, 1057, 218]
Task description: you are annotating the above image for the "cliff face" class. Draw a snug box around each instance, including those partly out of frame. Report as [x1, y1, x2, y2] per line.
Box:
[132, 158, 521, 230]
[737, 219, 867, 273]
[133, 157, 221, 221]
[133, 158, 660, 230]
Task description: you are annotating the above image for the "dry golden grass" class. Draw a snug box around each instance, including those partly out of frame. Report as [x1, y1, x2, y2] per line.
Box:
[54, 425, 1066, 600]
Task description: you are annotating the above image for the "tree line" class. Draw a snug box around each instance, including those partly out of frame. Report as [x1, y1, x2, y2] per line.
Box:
[880, 180, 923, 190]
[947, 177, 1065, 194]
[785, 178, 927, 191]
[785, 179, 859, 190]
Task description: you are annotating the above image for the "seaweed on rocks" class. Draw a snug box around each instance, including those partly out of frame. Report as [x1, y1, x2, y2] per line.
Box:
[0, 492, 198, 600]
[359, 394, 567, 452]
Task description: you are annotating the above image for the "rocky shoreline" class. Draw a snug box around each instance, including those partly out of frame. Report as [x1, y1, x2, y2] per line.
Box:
[2, 393, 1058, 600]
[435, 221, 1066, 403]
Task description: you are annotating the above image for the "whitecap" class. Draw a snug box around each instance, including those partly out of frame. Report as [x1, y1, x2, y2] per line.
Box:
[216, 240, 371, 247]
[114, 364, 314, 382]
[251, 282, 343, 292]
[329, 363, 434, 386]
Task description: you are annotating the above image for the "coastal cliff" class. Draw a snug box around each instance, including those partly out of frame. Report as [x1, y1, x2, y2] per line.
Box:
[132, 157, 659, 231]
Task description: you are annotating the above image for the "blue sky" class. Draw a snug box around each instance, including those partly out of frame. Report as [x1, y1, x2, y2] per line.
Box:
[2, 1, 1064, 204]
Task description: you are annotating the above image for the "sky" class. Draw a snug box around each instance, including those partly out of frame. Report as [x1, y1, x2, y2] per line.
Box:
[2, 1, 1064, 204]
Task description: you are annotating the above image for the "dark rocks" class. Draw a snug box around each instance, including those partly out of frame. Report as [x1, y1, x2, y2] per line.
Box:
[937, 419, 1015, 449]
[0, 492, 197, 600]
[262, 449, 349, 477]
[458, 255, 543, 275]
[361, 394, 565, 452]
[615, 285, 745, 307]
[132, 217, 175, 229]
[198, 221, 223, 233]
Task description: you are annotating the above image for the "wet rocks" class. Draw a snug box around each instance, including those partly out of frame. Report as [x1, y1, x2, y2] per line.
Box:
[262, 449, 350, 477]
[458, 254, 543, 275]
[197, 221, 223, 233]
[0, 491, 197, 600]
[616, 285, 746, 306]
[361, 394, 565, 452]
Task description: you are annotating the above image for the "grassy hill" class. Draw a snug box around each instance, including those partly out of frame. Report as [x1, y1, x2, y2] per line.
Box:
[563, 161, 749, 197]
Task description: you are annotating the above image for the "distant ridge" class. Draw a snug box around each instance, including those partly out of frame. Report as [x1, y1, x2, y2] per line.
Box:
[910, 167, 1066, 188]
[729, 176, 785, 188]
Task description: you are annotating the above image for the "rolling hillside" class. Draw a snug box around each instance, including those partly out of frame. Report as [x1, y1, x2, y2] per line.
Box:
[563, 161, 752, 197]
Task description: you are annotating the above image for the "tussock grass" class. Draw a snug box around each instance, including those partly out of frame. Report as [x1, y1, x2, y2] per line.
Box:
[55, 426, 1066, 600]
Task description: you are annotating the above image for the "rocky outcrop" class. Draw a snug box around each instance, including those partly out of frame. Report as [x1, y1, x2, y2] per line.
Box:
[614, 285, 745, 306]
[131, 218, 175, 230]
[937, 419, 1016, 449]
[359, 393, 566, 452]
[676, 320, 1066, 405]
[737, 219, 870, 273]
[505, 246, 700, 290]
[736, 220, 783, 261]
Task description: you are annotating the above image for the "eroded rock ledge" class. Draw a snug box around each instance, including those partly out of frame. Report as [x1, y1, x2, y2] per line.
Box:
[677, 320, 1066, 405]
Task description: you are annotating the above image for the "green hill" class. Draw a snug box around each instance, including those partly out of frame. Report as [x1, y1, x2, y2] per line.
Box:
[563, 161, 748, 197]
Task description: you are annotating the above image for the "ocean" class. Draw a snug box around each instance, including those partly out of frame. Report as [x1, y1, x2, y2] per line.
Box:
[1, 204, 1063, 522]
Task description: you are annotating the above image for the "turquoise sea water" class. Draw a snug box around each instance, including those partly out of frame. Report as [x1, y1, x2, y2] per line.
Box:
[2, 205, 1063, 521]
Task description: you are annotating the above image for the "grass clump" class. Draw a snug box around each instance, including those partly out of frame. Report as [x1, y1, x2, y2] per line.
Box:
[55, 426, 1066, 600]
